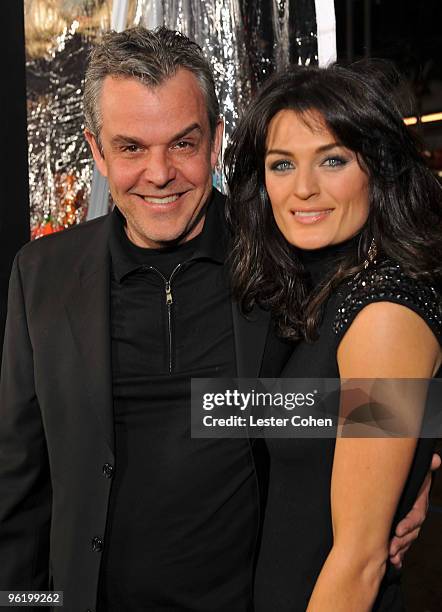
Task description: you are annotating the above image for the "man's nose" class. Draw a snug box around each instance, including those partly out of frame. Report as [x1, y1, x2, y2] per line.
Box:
[143, 149, 177, 187]
[292, 166, 319, 200]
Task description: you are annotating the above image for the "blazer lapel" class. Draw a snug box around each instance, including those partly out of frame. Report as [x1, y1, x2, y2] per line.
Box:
[65, 218, 114, 455]
[231, 302, 271, 378]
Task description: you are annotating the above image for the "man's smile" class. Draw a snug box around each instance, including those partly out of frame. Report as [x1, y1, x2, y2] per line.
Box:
[139, 194, 181, 205]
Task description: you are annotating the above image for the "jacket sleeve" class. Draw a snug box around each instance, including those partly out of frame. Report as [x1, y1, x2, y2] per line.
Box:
[0, 252, 51, 591]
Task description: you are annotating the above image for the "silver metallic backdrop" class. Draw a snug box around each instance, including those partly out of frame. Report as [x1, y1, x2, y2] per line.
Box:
[135, 0, 252, 190]
[133, 0, 318, 187]
[25, 0, 321, 236]
[25, 0, 112, 238]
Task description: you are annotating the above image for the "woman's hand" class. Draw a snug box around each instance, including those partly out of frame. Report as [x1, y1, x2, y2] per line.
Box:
[389, 453, 441, 568]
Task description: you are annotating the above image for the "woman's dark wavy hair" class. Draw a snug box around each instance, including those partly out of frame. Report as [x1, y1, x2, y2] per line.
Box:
[224, 60, 442, 341]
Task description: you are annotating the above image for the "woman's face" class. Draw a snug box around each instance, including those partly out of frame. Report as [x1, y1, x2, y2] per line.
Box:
[265, 109, 369, 250]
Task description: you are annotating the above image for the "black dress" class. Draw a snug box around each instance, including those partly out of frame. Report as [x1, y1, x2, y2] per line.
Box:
[254, 241, 442, 612]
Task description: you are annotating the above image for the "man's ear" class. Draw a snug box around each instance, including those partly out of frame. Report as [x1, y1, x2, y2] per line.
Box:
[84, 129, 108, 178]
[210, 118, 224, 169]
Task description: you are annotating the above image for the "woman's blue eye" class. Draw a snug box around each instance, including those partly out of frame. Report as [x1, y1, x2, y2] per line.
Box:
[271, 160, 293, 171]
[323, 156, 347, 167]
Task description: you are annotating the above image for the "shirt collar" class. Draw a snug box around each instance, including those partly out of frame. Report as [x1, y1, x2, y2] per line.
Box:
[109, 188, 228, 283]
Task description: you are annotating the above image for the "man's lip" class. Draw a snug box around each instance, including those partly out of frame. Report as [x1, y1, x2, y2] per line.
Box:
[131, 192, 192, 208]
[137, 193, 183, 204]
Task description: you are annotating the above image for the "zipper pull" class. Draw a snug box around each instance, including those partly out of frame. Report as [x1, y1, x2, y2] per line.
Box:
[165, 282, 173, 305]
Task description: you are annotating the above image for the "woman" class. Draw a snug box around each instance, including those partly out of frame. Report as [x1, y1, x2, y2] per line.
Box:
[225, 62, 442, 611]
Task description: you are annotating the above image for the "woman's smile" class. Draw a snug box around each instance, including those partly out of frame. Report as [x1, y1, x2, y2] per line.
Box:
[291, 208, 334, 223]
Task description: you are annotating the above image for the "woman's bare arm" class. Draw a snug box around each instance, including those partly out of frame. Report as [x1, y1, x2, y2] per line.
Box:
[306, 302, 441, 612]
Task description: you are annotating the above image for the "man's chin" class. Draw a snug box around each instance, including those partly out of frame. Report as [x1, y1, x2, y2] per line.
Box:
[125, 220, 204, 249]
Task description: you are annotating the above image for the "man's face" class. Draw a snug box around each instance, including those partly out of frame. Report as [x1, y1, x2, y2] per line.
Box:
[86, 69, 223, 248]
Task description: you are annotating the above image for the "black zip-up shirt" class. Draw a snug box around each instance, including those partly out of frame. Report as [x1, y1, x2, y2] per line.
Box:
[97, 191, 258, 611]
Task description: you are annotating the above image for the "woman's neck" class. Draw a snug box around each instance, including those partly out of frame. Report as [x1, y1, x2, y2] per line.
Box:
[294, 233, 361, 288]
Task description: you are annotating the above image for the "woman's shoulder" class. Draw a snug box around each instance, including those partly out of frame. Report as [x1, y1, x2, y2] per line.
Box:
[332, 258, 442, 344]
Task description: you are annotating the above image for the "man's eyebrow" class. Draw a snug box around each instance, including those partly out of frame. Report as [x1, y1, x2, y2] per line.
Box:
[110, 135, 144, 147]
[109, 123, 202, 148]
[170, 123, 202, 142]
[265, 142, 343, 157]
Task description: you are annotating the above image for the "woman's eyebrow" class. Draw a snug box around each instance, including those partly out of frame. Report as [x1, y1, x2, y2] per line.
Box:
[265, 142, 343, 157]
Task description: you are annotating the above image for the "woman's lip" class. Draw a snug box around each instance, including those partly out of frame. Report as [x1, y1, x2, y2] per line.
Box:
[291, 209, 333, 224]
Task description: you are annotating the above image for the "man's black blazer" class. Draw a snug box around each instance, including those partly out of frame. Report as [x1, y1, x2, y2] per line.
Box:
[0, 202, 291, 611]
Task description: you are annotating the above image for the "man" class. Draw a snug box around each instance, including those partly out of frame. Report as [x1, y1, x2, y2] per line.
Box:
[0, 26, 436, 612]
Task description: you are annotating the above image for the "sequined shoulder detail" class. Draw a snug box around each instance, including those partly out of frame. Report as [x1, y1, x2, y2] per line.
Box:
[333, 260, 442, 341]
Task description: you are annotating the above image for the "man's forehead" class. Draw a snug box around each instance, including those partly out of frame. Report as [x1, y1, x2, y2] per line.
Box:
[99, 71, 210, 136]
[100, 71, 205, 111]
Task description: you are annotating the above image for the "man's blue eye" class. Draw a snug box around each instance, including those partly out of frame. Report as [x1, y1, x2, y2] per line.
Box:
[122, 145, 140, 153]
[174, 141, 193, 149]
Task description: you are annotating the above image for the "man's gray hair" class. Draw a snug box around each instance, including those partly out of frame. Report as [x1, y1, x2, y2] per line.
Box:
[84, 26, 220, 145]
